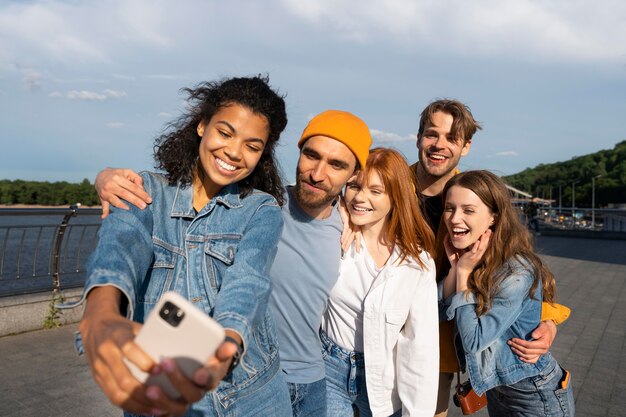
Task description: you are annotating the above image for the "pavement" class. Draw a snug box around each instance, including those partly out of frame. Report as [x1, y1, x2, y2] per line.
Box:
[1, 235, 625, 417]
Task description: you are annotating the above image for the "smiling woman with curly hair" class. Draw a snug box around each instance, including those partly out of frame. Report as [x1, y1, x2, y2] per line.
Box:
[75, 75, 292, 417]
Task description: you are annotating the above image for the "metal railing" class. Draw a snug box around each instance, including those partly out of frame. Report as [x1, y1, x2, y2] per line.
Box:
[0, 206, 102, 297]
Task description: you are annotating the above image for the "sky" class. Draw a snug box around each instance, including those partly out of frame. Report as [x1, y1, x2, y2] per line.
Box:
[1, 0, 625, 186]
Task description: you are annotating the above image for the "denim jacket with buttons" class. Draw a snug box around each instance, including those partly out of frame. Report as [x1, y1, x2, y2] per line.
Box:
[76, 171, 284, 409]
[440, 258, 557, 396]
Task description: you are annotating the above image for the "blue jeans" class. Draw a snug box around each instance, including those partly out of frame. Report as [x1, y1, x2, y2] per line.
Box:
[486, 360, 575, 416]
[289, 378, 326, 417]
[320, 330, 402, 417]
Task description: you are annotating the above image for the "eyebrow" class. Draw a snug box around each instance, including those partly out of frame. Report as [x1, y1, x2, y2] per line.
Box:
[215, 120, 266, 144]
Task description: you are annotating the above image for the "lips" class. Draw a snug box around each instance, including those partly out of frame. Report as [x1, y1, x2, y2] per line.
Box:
[350, 204, 372, 214]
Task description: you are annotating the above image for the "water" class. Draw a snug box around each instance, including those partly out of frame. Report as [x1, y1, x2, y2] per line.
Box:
[0, 210, 102, 296]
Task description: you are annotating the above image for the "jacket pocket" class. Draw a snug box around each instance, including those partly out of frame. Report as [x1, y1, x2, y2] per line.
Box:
[136, 240, 176, 321]
[204, 234, 241, 289]
[384, 309, 407, 346]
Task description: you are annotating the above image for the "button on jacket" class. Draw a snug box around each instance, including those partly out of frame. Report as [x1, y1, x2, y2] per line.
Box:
[75, 172, 286, 414]
[342, 245, 439, 417]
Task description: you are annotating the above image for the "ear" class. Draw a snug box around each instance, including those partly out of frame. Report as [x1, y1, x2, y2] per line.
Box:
[197, 120, 206, 137]
[489, 213, 497, 227]
[460, 139, 472, 157]
[416, 133, 422, 149]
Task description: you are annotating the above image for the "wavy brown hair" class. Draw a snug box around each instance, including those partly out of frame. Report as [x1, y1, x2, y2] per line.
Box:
[442, 170, 556, 315]
[153, 75, 287, 204]
[418, 99, 482, 145]
[356, 148, 435, 267]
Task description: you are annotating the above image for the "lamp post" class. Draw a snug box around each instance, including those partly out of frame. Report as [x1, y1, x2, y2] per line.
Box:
[572, 182, 575, 222]
[591, 175, 603, 229]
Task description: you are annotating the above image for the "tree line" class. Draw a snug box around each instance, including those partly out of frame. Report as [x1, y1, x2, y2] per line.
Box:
[503, 140, 626, 207]
[0, 178, 100, 206]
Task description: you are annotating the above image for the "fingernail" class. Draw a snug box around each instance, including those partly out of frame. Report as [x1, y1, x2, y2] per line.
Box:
[139, 202, 147, 209]
[147, 197, 153, 203]
[194, 369, 209, 386]
[150, 365, 162, 375]
[146, 386, 160, 401]
[161, 358, 175, 374]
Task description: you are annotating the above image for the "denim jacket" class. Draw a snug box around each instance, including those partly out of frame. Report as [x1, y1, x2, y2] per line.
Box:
[439, 258, 556, 396]
[74, 172, 284, 410]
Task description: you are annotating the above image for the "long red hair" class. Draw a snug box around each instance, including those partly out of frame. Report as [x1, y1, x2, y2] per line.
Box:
[356, 147, 434, 267]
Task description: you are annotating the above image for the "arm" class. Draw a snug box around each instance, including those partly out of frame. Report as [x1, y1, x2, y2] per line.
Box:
[450, 268, 534, 354]
[80, 198, 205, 415]
[95, 167, 152, 219]
[507, 302, 569, 363]
[397, 265, 439, 416]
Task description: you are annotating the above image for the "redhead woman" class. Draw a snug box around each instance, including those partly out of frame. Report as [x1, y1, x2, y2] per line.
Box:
[440, 170, 574, 416]
[74, 76, 292, 417]
[322, 147, 439, 416]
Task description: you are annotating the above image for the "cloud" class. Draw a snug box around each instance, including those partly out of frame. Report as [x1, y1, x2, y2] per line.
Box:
[370, 129, 414, 143]
[158, 112, 172, 118]
[112, 73, 136, 81]
[106, 122, 124, 128]
[48, 91, 63, 98]
[20, 67, 42, 91]
[58, 89, 127, 100]
[495, 151, 519, 157]
[279, 0, 626, 63]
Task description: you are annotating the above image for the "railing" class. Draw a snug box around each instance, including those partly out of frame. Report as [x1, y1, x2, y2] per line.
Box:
[0, 206, 102, 297]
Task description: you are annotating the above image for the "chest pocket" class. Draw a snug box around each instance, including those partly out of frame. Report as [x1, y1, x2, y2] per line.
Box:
[204, 235, 241, 289]
[384, 309, 407, 345]
[138, 241, 177, 312]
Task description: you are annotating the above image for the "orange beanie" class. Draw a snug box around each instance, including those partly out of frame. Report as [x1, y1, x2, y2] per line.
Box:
[298, 110, 372, 168]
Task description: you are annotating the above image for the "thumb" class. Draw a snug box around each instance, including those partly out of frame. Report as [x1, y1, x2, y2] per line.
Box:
[215, 342, 237, 361]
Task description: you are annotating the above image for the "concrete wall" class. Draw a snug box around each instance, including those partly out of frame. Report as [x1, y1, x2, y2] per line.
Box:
[0, 287, 84, 337]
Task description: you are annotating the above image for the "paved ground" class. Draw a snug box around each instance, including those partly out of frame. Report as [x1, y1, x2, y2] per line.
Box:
[1, 235, 625, 417]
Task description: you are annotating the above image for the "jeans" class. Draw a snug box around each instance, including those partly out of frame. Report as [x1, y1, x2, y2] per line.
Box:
[486, 360, 575, 416]
[320, 330, 401, 417]
[289, 378, 326, 417]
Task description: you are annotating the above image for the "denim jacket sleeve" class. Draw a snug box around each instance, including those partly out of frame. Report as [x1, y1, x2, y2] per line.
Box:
[211, 199, 283, 348]
[77, 178, 156, 319]
[446, 266, 534, 354]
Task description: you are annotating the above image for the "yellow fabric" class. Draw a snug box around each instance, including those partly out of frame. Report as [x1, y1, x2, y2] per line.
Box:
[298, 110, 372, 168]
[541, 302, 571, 325]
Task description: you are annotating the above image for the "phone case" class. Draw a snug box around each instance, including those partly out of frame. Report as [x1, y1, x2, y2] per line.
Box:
[125, 291, 225, 398]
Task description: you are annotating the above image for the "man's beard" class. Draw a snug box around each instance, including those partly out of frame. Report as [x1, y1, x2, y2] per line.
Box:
[294, 176, 340, 210]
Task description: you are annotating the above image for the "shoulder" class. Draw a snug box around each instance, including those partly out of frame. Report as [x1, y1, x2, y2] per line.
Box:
[497, 257, 535, 294]
[138, 171, 172, 194]
[395, 250, 436, 285]
[244, 188, 281, 209]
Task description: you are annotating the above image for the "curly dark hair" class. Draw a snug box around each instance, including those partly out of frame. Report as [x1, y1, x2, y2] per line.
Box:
[154, 75, 287, 204]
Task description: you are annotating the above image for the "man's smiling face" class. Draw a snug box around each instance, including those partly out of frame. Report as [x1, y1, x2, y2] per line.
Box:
[417, 110, 471, 179]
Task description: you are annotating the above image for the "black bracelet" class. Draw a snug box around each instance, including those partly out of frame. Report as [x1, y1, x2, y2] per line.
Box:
[224, 336, 243, 376]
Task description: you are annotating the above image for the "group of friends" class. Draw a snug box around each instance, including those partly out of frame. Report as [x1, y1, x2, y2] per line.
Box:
[73, 75, 575, 416]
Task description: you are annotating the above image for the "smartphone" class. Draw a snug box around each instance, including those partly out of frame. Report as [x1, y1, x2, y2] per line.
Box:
[125, 291, 225, 399]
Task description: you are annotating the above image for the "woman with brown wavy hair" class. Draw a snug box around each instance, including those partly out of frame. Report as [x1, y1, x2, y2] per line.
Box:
[321, 147, 439, 416]
[440, 170, 574, 416]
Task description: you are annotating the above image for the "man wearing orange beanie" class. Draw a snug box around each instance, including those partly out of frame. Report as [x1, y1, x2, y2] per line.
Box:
[93, 109, 373, 417]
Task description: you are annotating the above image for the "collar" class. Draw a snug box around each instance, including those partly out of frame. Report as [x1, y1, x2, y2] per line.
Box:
[170, 182, 242, 218]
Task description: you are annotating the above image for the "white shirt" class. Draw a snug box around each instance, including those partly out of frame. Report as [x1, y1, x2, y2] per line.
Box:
[321, 243, 381, 351]
[324, 244, 440, 417]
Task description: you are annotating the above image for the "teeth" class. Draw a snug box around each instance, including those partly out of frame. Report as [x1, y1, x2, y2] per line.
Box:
[216, 158, 237, 171]
[453, 228, 469, 233]
[352, 206, 371, 212]
[430, 154, 446, 160]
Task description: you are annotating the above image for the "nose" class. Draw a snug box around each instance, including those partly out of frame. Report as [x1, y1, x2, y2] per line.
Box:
[223, 140, 243, 161]
[310, 161, 327, 183]
[433, 134, 447, 149]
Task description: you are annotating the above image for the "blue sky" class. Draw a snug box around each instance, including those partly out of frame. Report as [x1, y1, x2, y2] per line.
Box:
[1, 0, 625, 186]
